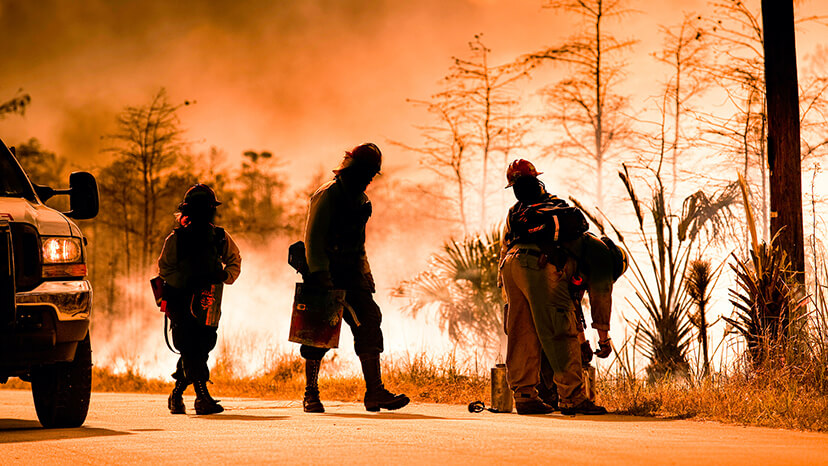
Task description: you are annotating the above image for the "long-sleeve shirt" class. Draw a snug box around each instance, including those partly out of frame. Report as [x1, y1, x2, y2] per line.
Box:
[304, 177, 374, 291]
[157, 227, 241, 289]
[562, 233, 614, 331]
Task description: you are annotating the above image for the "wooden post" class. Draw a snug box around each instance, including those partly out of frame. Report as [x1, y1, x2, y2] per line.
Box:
[761, 0, 804, 281]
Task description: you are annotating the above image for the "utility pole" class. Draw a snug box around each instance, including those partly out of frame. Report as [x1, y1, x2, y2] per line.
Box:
[761, 0, 804, 282]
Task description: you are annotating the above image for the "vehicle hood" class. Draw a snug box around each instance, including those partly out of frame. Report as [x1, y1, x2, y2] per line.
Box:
[0, 197, 76, 236]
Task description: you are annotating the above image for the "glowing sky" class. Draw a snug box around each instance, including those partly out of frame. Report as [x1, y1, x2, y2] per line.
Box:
[3, 0, 827, 376]
[2, 0, 825, 183]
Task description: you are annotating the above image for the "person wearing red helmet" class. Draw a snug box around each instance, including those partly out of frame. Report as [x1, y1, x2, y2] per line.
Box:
[157, 183, 241, 415]
[498, 159, 607, 415]
[298, 143, 409, 413]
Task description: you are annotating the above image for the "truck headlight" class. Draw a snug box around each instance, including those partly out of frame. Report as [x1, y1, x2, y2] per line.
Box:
[41, 236, 86, 278]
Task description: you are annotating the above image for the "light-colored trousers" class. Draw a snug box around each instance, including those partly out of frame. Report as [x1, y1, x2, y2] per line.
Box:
[501, 248, 586, 408]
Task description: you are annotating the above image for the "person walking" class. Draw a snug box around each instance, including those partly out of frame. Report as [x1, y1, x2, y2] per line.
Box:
[299, 143, 409, 413]
[158, 184, 241, 415]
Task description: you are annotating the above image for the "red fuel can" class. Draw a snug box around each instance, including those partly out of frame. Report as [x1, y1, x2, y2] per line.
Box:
[288, 283, 346, 349]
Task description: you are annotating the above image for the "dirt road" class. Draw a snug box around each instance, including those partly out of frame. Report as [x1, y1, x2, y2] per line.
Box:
[1, 390, 826, 465]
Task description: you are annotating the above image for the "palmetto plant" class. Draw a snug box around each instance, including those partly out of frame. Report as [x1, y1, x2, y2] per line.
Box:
[726, 235, 807, 368]
[392, 228, 504, 352]
[725, 175, 809, 370]
[616, 164, 738, 380]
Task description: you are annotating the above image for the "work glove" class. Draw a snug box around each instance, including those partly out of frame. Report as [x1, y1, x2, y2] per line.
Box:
[306, 270, 333, 289]
[580, 341, 594, 365]
[594, 338, 612, 358]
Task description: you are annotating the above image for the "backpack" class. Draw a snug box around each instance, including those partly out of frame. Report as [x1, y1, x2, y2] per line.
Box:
[508, 197, 589, 247]
[174, 225, 226, 290]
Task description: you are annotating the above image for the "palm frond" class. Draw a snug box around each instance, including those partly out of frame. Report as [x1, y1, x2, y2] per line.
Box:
[393, 226, 504, 350]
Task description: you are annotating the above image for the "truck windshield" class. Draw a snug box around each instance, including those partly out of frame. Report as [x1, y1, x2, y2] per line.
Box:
[1, 142, 37, 201]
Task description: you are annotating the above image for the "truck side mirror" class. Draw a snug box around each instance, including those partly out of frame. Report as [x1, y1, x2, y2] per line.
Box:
[65, 172, 99, 220]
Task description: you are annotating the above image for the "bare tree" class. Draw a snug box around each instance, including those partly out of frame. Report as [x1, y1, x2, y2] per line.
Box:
[523, 0, 636, 210]
[448, 35, 529, 229]
[798, 52, 828, 161]
[698, 1, 828, 241]
[696, 1, 769, 239]
[394, 95, 472, 234]
[397, 35, 529, 234]
[653, 14, 710, 197]
[104, 89, 190, 269]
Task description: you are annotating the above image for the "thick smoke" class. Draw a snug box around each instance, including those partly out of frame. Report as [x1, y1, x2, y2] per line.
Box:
[0, 0, 572, 181]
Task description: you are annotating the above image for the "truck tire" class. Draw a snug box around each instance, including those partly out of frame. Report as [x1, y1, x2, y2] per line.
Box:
[31, 333, 92, 428]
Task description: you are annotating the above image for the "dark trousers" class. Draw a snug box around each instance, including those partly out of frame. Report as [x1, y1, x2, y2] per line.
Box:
[300, 289, 384, 360]
[169, 305, 218, 383]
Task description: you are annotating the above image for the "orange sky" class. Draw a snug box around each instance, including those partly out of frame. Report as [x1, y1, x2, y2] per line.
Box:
[0, 0, 825, 187]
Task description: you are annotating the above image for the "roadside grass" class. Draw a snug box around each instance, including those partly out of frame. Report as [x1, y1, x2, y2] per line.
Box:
[599, 358, 828, 432]
[601, 375, 828, 431]
[207, 350, 488, 404]
[3, 349, 826, 432]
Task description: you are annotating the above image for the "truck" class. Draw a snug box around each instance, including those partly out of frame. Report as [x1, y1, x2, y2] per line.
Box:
[0, 137, 99, 428]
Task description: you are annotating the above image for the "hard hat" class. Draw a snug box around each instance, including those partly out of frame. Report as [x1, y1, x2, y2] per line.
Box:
[506, 159, 542, 188]
[180, 183, 221, 209]
[601, 235, 628, 282]
[334, 143, 382, 174]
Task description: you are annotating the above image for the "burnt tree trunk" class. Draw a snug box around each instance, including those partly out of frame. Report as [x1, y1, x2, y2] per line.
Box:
[761, 0, 804, 281]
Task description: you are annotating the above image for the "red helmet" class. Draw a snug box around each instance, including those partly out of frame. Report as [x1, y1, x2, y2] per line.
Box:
[334, 142, 382, 174]
[506, 159, 542, 188]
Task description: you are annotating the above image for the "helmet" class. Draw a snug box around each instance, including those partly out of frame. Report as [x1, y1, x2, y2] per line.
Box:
[601, 235, 628, 282]
[506, 159, 542, 188]
[180, 183, 221, 209]
[334, 143, 382, 174]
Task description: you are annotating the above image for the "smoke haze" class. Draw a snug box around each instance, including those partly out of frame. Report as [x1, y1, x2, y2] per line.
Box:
[3, 0, 828, 377]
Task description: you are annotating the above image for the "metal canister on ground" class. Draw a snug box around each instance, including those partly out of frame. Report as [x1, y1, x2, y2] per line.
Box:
[583, 364, 596, 402]
[490, 363, 513, 413]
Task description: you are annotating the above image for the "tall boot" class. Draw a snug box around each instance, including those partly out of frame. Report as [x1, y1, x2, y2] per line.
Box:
[168, 379, 188, 414]
[303, 359, 324, 413]
[193, 380, 224, 415]
[359, 354, 410, 412]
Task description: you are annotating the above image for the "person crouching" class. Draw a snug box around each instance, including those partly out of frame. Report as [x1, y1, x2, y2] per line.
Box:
[157, 184, 241, 415]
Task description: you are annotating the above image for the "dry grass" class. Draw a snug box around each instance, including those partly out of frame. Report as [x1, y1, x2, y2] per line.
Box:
[599, 362, 828, 432]
[208, 351, 488, 404]
[3, 349, 826, 432]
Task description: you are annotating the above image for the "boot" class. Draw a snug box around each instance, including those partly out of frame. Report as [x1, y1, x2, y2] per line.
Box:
[359, 354, 410, 412]
[303, 359, 324, 413]
[168, 379, 188, 415]
[514, 393, 554, 415]
[560, 398, 608, 415]
[193, 380, 224, 415]
[535, 382, 559, 411]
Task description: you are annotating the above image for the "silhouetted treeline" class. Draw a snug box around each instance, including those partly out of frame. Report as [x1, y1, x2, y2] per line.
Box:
[15, 90, 307, 317]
